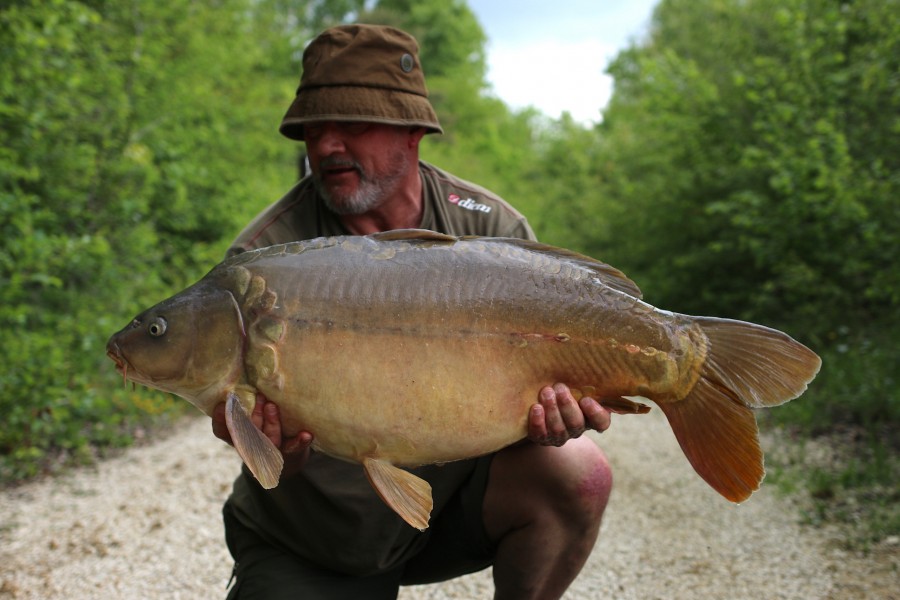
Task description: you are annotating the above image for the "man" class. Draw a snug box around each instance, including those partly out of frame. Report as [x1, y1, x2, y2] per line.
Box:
[212, 24, 613, 600]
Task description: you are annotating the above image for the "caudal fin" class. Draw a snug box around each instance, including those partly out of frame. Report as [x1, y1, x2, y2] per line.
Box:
[658, 317, 821, 502]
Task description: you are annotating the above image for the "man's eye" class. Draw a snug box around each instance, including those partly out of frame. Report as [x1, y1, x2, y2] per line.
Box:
[342, 122, 370, 135]
[305, 124, 323, 139]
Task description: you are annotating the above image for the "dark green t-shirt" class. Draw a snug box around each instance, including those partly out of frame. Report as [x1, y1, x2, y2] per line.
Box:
[224, 161, 536, 576]
[229, 161, 534, 255]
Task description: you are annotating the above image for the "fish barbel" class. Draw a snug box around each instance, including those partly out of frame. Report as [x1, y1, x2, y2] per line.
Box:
[106, 230, 821, 530]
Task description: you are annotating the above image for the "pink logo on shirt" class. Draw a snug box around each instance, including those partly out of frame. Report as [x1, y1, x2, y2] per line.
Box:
[446, 193, 492, 214]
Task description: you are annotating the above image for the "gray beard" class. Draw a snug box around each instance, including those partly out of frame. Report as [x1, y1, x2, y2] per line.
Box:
[318, 176, 383, 215]
[314, 151, 409, 216]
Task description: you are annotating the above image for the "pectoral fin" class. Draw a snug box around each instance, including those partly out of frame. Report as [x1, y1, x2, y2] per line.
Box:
[225, 392, 284, 489]
[363, 457, 433, 531]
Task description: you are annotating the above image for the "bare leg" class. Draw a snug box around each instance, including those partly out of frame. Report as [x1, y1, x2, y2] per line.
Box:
[483, 437, 611, 600]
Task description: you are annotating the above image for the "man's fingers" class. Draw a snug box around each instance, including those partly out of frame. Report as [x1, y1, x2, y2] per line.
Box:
[281, 431, 315, 478]
[211, 402, 232, 444]
[213, 396, 302, 458]
[529, 402, 566, 446]
[542, 386, 569, 438]
[527, 385, 613, 446]
[528, 403, 549, 441]
[250, 396, 266, 429]
[580, 396, 611, 433]
[553, 383, 586, 435]
[261, 400, 283, 448]
[283, 431, 314, 456]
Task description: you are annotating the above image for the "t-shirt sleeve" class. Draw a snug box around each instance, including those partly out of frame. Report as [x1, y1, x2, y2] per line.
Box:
[419, 162, 537, 242]
[501, 216, 537, 241]
[225, 180, 346, 258]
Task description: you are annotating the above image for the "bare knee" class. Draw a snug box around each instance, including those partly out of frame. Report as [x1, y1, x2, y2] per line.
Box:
[485, 437, 612, 539]
[549, 437, 612, 527]
[485, 439, 611, 598]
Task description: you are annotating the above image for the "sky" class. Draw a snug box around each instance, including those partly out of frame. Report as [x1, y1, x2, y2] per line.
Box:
[466, 0, 660, 125]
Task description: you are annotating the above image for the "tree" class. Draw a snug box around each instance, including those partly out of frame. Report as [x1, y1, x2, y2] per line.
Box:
[0, 0, 304, 477]
[593, 0, 900, 334]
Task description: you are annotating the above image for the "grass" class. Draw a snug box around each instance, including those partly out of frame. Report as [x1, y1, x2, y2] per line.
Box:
[765, 424, 900, 550]
[0, 386, 189, 485]
[762, 321, 900, 550]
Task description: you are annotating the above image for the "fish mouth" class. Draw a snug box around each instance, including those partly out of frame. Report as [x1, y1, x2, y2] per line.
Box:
[106, 342, 134, 386]
[105, 340, 176, 390]
[107, 348, 125, 370]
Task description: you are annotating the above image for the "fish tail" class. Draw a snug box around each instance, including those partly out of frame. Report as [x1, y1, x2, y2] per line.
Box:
[658, 317, 821, 502]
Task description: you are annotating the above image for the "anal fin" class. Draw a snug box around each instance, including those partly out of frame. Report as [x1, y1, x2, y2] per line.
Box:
[601, 396, 652, 414]
[363, 457, 433, 531]
[570, 388, 651, 415]
[225, 392, 284, 489]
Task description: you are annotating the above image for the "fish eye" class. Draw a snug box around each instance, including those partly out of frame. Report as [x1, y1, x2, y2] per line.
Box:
[148, 317, 167, 337]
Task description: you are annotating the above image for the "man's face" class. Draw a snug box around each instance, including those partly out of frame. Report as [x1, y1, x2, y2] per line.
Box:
[304, 122, 414, 215]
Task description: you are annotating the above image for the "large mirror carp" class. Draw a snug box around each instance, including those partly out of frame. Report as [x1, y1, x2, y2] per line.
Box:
[107, 230, 821, 530]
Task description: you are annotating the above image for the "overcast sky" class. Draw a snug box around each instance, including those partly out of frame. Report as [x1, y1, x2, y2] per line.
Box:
[466, 0, 659, 124]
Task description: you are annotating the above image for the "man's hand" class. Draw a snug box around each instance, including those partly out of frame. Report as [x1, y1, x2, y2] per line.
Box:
[211, 393, 313, 478]
[528, 383, 611, 446]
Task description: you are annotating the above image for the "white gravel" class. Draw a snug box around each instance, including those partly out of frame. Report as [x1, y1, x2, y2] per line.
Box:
[1, 409, 896, 599]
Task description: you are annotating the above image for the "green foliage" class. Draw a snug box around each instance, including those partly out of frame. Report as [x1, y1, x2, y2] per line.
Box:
[2, 1, 898, 551]
[592, 0, 899, 543]
[594, 0, 900, 335]
[0, 0, 597, 480]
[766, 428, 900, 549]
[765, 352, 900, 548]
[363, 0, 565, 231]
[0, 0, 299, 479]
[772, 321, 900, 433]
[763, 316, 899, 546]
[365, 0, 488, 82]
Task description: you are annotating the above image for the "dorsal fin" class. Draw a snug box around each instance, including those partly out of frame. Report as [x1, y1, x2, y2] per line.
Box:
[369, 230, 643, 298]
[470, 236, 643, 299]
[369, 229, 457, 244]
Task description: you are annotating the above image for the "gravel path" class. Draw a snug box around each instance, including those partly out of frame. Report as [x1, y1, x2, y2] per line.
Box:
[1, 409, 896, 599]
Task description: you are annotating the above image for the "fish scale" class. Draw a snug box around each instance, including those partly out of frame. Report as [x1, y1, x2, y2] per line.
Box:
[107, 229, 820, 530]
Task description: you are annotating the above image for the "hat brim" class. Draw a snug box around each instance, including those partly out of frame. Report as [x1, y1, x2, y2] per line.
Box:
[280, 85, 443, 141]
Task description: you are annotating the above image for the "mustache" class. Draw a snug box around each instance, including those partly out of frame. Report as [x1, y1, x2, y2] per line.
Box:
[318, 157, 363, 173]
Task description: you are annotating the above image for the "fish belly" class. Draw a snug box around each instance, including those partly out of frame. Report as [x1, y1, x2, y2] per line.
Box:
[245, 243, 688, 467]
[268, 327, 539, 465]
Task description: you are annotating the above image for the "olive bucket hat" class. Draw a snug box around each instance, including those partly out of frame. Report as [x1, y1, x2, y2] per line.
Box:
[279, 24, 443, 141]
